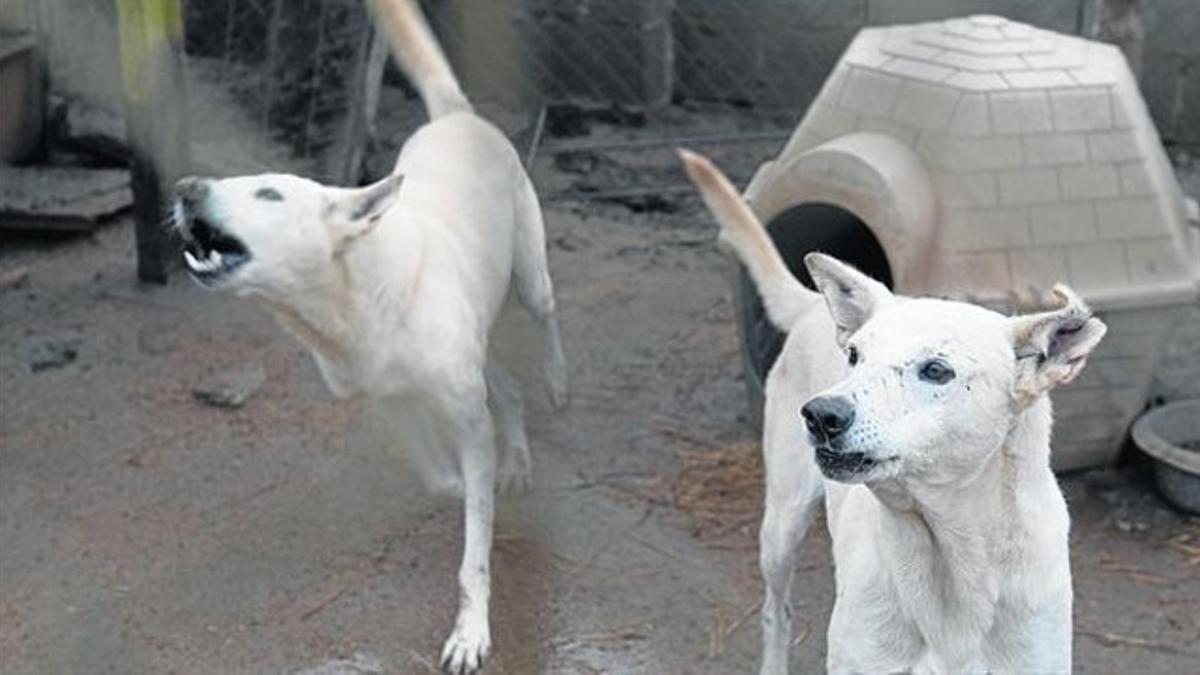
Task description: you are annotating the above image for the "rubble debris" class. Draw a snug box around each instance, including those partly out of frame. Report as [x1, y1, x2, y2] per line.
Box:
[0, 266, 29, 291]
[600, 193, 679, 214]
[544, 103, 647, 138]
[554, 150, 605, 175]
[0, 166, 132, 232]
[27, 339, 80, 372]
[293, 651, 385, 675]
[192, 363, 266, 409]
[48, 94, 129, 165]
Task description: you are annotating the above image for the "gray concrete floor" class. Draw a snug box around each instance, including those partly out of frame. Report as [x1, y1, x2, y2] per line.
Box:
[1, 196, 1198, 674]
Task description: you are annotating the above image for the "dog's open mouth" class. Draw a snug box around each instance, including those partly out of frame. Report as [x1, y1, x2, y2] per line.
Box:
[814, 445, 897, 480]
[181, 216, 250, 282]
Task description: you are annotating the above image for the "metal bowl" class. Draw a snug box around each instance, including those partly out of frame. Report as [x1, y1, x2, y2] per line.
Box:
[1131, 399, 1200, 515]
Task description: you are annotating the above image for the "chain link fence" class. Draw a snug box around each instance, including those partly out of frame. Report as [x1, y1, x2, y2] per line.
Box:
[175, 0, 1200, 202]
[178, 0, 813, 200]
[181, 0, 381, 182]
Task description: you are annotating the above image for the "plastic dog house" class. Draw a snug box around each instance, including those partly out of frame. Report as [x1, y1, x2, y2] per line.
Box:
[736, 15, 1200, 471]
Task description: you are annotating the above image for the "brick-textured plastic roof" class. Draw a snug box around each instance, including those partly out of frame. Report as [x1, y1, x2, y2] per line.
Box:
[845, 15, 1120, 91]
[764, 14, 1199, 312]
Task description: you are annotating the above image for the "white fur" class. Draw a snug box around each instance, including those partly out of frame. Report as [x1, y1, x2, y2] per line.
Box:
[174, 2, 567, 672]
[680, 150, 1106, 675]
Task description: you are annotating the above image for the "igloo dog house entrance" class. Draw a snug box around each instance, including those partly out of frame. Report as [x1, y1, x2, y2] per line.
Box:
[736, 15, 1200, 471]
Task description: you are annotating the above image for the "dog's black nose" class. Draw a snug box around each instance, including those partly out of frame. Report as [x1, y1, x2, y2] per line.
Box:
[174, 177, 210, 210]
[802, 396, 856, 440]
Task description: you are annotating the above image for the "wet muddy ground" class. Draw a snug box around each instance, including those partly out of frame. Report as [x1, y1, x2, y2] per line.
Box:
[2, 138, 1198, 673]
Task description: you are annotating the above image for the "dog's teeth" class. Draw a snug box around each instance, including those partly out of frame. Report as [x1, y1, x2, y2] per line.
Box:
[210, 250, 224, 267]
[184, 249, 201, 270]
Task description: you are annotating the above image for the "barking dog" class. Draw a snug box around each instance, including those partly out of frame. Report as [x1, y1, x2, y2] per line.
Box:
[173, 1, 568, 671]
[681, 151, 1105, 674]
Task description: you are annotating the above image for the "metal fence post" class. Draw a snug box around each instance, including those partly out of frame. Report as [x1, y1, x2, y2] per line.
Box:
[116, 0, 191, 284]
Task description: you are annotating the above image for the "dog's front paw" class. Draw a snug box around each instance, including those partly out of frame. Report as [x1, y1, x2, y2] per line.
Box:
[497, 458, 532, 496]
[440, 620, 491, 674]
[545, 368, 569, 411]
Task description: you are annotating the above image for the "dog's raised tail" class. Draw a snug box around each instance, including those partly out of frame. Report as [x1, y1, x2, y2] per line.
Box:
[679, 149, 812, 330]
[368, 0, 471, 119]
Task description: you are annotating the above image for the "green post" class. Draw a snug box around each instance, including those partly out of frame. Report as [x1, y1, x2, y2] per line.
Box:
[115, 0, 191, 284]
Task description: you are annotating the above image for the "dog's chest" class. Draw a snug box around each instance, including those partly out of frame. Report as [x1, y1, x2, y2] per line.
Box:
[829, 493, 1005, 671]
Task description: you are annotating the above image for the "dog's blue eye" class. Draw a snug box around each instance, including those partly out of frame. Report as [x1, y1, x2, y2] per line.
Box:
[847, 346, 859, 366]
[918, 359, 955, 384]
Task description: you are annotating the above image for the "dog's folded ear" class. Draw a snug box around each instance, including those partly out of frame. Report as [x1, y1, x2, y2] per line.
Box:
[804, 253, 895, 348]
[1009, 284, 1107, 403]
[324, 174, 404, 250]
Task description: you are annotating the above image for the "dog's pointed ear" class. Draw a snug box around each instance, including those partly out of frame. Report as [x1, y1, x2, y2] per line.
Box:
[325, 174, 404, 248]
[1009, 284, 1106, 403]
[804, 253, 894, 347]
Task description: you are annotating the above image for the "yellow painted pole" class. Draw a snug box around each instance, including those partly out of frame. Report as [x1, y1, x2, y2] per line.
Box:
[116, 0, 191, 283]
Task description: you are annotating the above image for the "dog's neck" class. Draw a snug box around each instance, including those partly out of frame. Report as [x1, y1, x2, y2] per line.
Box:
[251, 258, 362, 388]
[868, 396, 1056, 669]
[250, 229, 427, 397]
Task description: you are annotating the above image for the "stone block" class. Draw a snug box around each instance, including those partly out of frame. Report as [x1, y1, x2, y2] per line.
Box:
[1003, 69, 1076, 90]
[939, 50, 1026, 73]
[948, 93, 991, 136]
[892, 80, 960, 131]
[1029, 202, 1097, 245]
[945, 71, 1011, 92]
[941, 250, 1013, 292]
[1050, 88, 1114, 131]
[1067, 64, 1120, 87]
[1067, 242, 1129, 290]
[1087, 130, 1143, 162]
[1117, 162, 1155, 196]
[947, 206, 1030, 251]
[1058, 165, 1120, 200]
[879, 57, 957, 85]
[998, 168, 1061, 204]
[800, 102, 860, 145]
[1009, 247, 1071, 289]
[840, 67, 904, 116]
[1110, 92, 1142, 130]
[1126, 237, 1191, 285]
[936, 170, 997, 208]
[855, 114, 918, 146]
[1022, 134, 1088, 166]
[990, 90, 1053, 134]
[921, 136, 1023, 171]
[1094, 197, 1161, 239]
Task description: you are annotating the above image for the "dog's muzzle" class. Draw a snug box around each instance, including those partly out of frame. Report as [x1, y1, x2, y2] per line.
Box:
[174, 178, 251, 285]
[802, 396, 893, 480]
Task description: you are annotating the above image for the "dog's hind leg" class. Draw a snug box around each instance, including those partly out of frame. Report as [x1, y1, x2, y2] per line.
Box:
[759, 377, 825, 675]
[485, 361, 531, 494]
[512, 175, 569, 410]
[437, 375, 497, 674]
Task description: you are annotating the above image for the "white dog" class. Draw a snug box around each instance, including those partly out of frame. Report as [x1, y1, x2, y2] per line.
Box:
[172, 1, 567, 671]
[681, 151, 1105, 674]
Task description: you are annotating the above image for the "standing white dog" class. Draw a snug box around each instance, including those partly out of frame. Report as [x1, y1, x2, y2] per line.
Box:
[172, 1, 567, 671]
[681, 151, 1105, 674]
